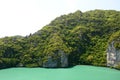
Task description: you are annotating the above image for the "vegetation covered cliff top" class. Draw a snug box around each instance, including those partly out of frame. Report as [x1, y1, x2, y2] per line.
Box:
[0, 10, 120, 68]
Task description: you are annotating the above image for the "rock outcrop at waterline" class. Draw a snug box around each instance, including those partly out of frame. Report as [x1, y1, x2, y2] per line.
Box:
[43, 50, 68, 67]
[107, 31, 120, 68]
[107, 41, 120, 67]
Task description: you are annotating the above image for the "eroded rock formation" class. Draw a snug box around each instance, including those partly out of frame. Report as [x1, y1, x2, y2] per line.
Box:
[43, 50, 68, 68]
[107, 41, 120, 67]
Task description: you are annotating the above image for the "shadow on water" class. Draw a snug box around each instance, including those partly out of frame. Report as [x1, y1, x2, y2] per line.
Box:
[0, 64, 120, 71]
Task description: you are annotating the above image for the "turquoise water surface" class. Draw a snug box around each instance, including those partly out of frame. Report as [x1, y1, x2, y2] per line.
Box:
[0, 65, 120, 80]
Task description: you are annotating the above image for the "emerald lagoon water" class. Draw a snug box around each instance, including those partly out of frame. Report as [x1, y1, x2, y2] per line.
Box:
[0, 65, 120, 80]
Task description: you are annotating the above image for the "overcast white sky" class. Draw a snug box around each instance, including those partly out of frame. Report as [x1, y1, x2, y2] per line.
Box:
[0, 0, 120, 38]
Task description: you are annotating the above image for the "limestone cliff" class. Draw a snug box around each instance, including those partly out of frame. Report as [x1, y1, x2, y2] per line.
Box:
[43, 50, 68, 68]
[107, 41, 120, 67]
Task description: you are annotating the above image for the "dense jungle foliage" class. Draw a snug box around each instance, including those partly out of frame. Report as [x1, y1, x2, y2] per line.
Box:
[0, 10, 120, 68]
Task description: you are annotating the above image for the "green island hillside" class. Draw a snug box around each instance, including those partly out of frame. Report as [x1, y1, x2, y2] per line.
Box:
[0, 10, 120, 69]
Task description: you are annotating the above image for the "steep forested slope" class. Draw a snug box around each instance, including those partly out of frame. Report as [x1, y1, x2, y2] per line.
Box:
[0, 10, 120, 68]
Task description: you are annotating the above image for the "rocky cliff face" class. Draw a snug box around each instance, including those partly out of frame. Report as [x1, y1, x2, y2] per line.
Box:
[43, 50, 68, 68]
[107, 41, 120, 67]
[60, 50, 68, 67]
